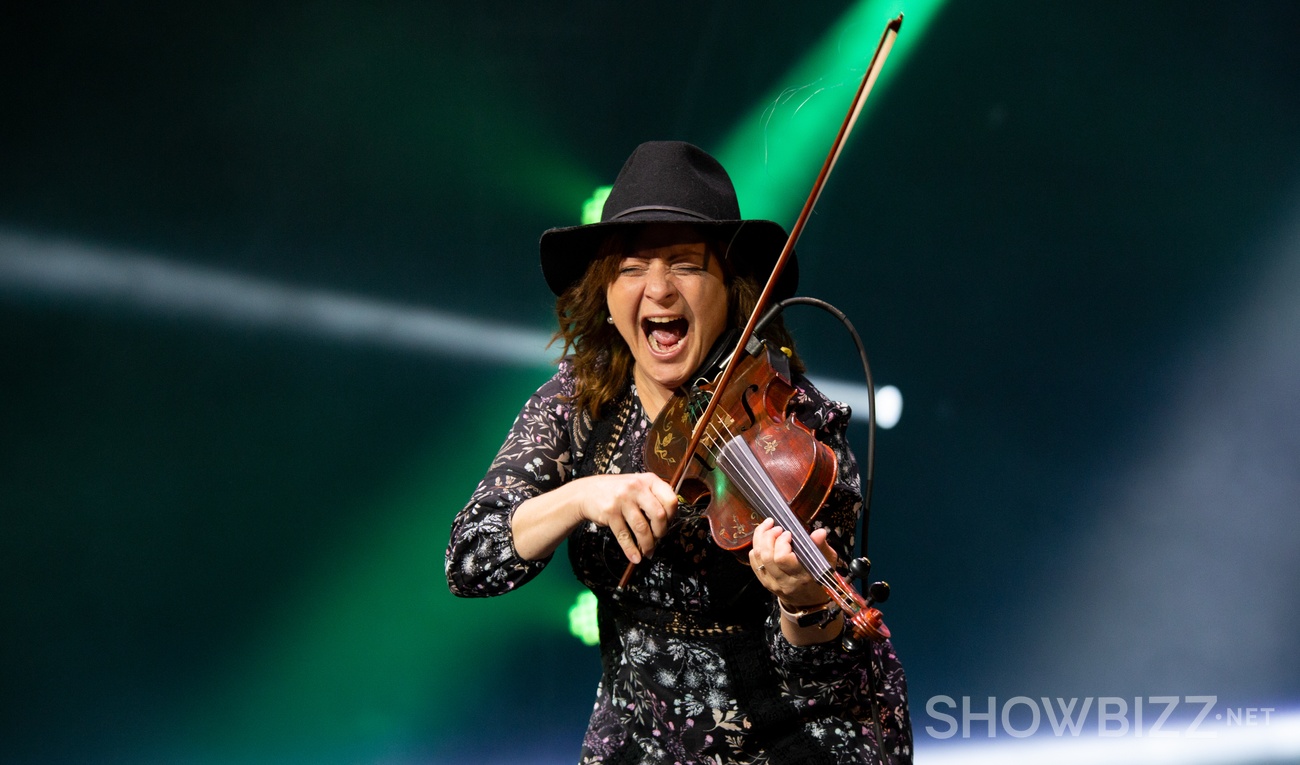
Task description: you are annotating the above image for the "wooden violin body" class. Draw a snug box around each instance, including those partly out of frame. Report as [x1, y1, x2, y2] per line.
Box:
[644, 343, 836, 551]
[643, 340, 889, 642]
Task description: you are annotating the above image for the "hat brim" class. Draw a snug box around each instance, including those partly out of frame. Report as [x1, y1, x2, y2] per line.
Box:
[539, 216, 798, 300]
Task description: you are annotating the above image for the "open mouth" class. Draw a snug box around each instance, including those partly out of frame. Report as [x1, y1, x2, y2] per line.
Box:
[642, 316, 689, 354]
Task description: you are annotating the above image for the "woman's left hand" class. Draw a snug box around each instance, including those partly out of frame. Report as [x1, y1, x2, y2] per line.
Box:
[749, 518, 844, 645]
[747, 517, 836, 607]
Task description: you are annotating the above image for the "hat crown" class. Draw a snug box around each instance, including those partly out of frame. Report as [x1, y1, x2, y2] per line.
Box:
[538, 140, 797, 300]
[602, 141, 742, 223]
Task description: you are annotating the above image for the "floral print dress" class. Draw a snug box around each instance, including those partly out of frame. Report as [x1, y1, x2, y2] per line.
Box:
[446, 360, 911, 764]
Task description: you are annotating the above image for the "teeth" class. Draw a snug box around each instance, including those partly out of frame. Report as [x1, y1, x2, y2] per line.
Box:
[644, 316, 686, 354]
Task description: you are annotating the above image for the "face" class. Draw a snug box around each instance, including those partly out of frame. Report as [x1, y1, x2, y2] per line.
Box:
[605, 227, 729, 400]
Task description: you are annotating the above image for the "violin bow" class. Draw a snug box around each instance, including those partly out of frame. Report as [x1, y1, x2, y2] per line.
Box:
[619, 14, 903, 590]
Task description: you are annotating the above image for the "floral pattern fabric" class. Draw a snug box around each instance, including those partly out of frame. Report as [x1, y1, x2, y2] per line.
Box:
[446, 360, 911, 764]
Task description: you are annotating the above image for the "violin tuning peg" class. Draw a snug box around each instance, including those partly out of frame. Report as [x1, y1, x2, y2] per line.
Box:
[868, 581, 890, 605]
[848, 557, 872, 581]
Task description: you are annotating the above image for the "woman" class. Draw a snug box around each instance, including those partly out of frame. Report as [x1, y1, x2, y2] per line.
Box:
[446, 141, 911, 764]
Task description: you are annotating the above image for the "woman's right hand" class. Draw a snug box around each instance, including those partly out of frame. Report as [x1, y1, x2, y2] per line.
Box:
[571, 473, 679, 564]
[511, 472, 679, 564]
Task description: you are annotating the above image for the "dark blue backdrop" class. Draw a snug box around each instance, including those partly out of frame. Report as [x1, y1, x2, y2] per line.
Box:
[3, 2, 1298, 762]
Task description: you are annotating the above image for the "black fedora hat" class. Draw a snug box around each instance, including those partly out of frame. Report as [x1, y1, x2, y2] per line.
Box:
[539, 141, 798, 299]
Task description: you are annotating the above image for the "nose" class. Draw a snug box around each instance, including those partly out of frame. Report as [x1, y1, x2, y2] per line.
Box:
[644, 261, 678, 301]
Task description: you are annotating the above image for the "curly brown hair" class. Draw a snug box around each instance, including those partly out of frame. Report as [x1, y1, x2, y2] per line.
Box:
[552, 228, 802, 418]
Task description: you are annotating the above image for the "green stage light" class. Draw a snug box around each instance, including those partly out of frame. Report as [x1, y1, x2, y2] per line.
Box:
[720, 0, 947, 226]
[164, 368, 581, 762]
[582, 185, 613, 225]
[575, 2, 945, 252]
[568, 591, 600, 646]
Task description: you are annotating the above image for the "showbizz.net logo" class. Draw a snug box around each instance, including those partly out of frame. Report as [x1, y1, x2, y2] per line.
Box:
[923, 695, 1277, 739]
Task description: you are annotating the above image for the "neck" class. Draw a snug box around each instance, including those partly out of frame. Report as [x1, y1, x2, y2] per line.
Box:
[632, 367, 674, 421]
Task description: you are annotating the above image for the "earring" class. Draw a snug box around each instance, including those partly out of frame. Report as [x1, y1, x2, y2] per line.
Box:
[606, 316, 615, 324]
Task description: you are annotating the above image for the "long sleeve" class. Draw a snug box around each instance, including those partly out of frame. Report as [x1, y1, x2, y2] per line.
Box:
[445, 367, 576, 597]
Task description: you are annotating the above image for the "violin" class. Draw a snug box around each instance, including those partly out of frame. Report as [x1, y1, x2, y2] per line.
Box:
[616, 15, 903, 644]
[644, 336, 890, 642]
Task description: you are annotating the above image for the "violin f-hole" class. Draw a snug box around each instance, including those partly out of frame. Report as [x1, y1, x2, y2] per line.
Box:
[738, 383, 761, 431]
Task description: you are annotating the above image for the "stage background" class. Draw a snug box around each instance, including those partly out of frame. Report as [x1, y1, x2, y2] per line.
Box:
[3, 1, 1298, 763]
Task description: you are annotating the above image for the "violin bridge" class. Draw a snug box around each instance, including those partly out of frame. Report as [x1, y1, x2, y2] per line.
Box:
[696, 412, 736, 456]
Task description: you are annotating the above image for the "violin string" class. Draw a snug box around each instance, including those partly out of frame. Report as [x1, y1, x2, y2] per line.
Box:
[700, 421, 819, 552]
[723, 444, 836, 585]
[693, 418, 862, 608]
[702, 419, 826, 571]
[708, 426, 835, 578]
[724, 444, 819, 562]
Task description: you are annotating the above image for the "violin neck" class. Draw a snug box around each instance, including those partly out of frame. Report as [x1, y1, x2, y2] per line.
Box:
[717, 436, 834, 578]
[715, 421, 890, 642]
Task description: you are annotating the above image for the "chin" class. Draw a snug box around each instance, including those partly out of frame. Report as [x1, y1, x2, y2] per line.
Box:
[638, 359, 693, 393]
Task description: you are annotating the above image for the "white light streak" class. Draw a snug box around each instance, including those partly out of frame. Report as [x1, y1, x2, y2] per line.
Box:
[0, 229, 554, 366]
[916, 709, 1300, 765]
[0, 228, 898, 425]
[816, 380, 902, 429]
[1012, 192, 1300, 700]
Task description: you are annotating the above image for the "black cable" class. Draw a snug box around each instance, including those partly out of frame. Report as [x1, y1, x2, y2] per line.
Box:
[756, 296, 893, 765]
[756, 296, 876, 566]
